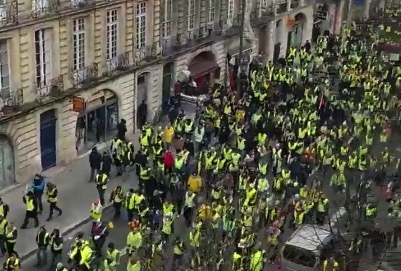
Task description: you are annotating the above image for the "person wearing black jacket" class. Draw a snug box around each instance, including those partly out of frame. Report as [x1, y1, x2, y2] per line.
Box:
[134, 150, 147, 176]
[35, 226, 51, 266]
[89, 147, 102, 182]
[101, 151, 112, 176]
[0, 198, 9, 219]
[50, 228, 63, 267]
[117, 119, 127, 140]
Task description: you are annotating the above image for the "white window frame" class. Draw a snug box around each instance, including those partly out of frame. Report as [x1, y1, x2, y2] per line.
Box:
[32, 0, 49, 14]
[0, 40, 10, 100]
[187, 0, 195, 31]
[227, 0, 234, 26]
[161, 0, 172, 39]
[106, 9, 118, 60]
[34, 29, 52, 89]
[72, 18, 86, 71]
[208, 0, 215, 25]
[135, 2, 147, 49]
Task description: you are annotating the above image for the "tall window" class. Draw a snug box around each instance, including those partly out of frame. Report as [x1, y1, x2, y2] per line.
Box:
[34, 29, 52, 88]
[0, 40, 10, 98]
[161, 0, 172, 38]
[208, 0, 215, 24]
[187, 0, 195, 30]
[72, 18, 85, 71]
[227, 0, 234, 23]
[136, 2, 147, 49]
[106, 9, 118, 59]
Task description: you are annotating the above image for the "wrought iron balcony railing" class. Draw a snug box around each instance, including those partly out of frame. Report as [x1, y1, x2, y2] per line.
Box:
[276, 1, 288, 14]
[31, 0, 60, 18]
[290, 0, 300, 9]
[0, 87, 23, 116]
[134, 43, 161, 65]
[106, 52, 131, 75]
[0, 0, 18, 28]
[186, 26, 212, 41]
[34, 75, 64, 100]
[70, 63, 99, 87]
[70, 0, 94, 9]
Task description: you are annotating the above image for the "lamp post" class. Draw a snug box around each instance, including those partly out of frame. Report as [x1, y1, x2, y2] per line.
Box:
[236, 0, 247, 92]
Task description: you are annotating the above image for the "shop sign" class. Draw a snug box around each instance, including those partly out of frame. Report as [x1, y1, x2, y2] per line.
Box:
[72, 96, 85, 113]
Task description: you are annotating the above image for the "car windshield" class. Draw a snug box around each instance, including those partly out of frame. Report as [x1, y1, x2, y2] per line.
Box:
[282, 244, 316, 268]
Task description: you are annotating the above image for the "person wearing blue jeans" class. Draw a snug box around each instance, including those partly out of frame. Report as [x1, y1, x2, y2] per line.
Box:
[32, 174, 45, 214]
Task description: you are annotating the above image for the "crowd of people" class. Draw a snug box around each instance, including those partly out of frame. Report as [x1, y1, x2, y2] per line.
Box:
[2, 22, 401, 271]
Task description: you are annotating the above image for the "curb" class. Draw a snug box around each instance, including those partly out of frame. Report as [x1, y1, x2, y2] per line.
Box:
[20, 203, 113, 263]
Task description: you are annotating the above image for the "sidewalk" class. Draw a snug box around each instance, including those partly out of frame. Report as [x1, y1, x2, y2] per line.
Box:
[2, 133, 140, 261]
[8, 104, 194, 262]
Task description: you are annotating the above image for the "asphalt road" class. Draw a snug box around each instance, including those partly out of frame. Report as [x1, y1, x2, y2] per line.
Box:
[20, 104, 401, 271]
[21, 205, 197, 271]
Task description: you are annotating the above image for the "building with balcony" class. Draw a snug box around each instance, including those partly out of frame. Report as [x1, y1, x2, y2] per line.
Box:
[254, 0, 315, 62]
[0, 0, 314, 188]
[0, 0, 166, 187]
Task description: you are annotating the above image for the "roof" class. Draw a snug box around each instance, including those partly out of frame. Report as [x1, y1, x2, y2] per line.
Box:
[285, 225, 333, 252]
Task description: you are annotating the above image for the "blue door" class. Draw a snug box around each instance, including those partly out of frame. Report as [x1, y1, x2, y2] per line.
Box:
[40, 109, 57, 170]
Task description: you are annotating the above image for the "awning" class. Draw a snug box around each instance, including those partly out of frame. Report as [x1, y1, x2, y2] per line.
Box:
[188, 59, 218, 78]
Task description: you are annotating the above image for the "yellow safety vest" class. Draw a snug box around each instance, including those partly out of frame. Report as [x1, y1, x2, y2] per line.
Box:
[6, 227, 16, 243]
[25, 197, 34, 211]
[46, 188, 58, 203]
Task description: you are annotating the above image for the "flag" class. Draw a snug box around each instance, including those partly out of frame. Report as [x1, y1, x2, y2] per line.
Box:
[318, 94, 324, 110]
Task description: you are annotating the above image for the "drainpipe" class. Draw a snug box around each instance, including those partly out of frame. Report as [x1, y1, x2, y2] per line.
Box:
[346, 0, 354, 26]
[333, 2, 338, 34]
[237, 0, 247, 92]
[133, 71, 138, 133]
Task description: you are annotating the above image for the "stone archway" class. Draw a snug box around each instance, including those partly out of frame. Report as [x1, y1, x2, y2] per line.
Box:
[187, 51, 218, 95]
[293, 12, 307, 47]
[0, 134, 15, 189]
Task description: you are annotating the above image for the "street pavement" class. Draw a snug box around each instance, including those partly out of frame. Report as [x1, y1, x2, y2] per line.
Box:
[0, 101, 196, 266]
[1, 143, 138, 262]
[21, 194, 193, 271]
[6, 95, 401, 270]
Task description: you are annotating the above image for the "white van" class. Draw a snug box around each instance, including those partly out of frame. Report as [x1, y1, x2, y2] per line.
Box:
[280, 225, 345, 271]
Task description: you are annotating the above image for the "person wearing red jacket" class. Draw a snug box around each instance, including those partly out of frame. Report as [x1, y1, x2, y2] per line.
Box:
[163, 150, 174, 173]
